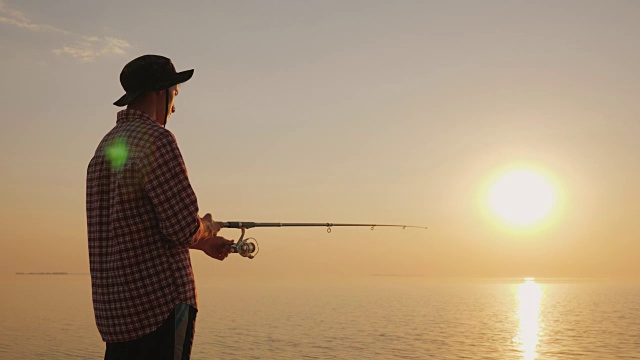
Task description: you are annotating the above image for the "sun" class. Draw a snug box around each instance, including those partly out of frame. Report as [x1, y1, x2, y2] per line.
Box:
[487, 168, 557, 227]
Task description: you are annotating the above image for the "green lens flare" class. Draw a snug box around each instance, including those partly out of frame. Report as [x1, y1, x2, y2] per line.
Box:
[105, 138, 129, 170]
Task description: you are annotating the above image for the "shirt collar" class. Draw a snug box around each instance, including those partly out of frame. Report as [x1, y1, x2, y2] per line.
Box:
[116, 109, 159, 126]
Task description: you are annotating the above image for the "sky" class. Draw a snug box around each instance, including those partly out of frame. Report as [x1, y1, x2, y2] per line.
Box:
[1, 0, 639, 281]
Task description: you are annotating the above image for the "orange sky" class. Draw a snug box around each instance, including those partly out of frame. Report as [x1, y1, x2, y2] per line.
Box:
[1, 0, 639, 280]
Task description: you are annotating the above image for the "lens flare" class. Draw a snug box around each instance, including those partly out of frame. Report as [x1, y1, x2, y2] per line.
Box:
[105, 137, 129, 171]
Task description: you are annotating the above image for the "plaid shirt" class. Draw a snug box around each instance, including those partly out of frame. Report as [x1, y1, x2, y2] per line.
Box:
[86, 109, 203, 342]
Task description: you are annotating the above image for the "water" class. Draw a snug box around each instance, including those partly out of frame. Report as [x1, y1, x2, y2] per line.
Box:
[1, 275, 639, 359]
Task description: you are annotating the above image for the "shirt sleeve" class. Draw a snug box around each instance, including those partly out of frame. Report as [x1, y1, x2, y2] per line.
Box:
[140, 130, 202, 248]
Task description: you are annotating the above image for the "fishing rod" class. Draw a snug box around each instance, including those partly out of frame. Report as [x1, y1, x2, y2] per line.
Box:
[216, 222, 428, 259]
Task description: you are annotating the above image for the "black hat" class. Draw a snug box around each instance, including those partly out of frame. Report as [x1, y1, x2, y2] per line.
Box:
[114, 55, 194, 107]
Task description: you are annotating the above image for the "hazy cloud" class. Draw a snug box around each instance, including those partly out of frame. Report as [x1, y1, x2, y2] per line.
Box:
[0, 1, 131, 62]
[53, 36, 132, 63]
[0, 1, 67, 34]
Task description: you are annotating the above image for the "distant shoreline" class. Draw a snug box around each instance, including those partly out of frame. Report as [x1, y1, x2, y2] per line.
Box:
[14, 272, 88, 275]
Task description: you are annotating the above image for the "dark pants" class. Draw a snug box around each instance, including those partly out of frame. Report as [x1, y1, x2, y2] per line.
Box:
[105, 304, 197, 360]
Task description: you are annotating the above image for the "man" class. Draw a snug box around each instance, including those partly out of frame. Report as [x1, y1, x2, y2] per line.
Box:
[86, 54, 233, 359]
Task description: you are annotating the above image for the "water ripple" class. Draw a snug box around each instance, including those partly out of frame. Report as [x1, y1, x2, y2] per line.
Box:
[1, 277, 639, 359]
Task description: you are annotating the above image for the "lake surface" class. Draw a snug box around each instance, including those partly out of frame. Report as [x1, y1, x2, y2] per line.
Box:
[0, 275, 638, 359]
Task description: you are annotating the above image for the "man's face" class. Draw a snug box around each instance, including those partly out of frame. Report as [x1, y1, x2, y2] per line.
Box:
[156, 85, 179, 122]
[168, 85, 179, 118]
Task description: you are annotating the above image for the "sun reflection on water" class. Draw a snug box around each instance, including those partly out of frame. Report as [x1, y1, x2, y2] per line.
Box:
[514, 278, 543, 360]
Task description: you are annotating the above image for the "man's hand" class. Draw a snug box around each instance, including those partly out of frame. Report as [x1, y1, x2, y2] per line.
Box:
[193, 236, 234, 261]
[201, 213, 222, 238]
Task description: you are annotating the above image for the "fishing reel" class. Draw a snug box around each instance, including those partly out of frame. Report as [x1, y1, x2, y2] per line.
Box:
[229, 228, 259, 259]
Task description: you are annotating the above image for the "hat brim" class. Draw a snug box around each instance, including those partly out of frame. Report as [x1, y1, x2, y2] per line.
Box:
[113, 89, 142, 107]
[113, 69, 194, 107]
